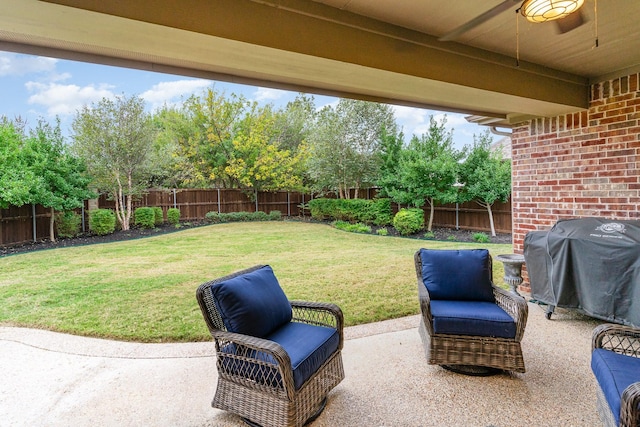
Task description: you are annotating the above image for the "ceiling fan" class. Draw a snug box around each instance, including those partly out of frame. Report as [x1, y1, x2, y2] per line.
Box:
[439, 0, 586, 42]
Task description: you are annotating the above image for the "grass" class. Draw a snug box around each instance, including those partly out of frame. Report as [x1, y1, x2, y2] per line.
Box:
[0, 221, 512, 342]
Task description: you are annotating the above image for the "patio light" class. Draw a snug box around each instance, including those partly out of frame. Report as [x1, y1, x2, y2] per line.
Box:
[520, 0, 584, 22]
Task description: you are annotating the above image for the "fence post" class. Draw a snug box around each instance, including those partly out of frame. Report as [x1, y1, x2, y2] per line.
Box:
[217, 188, 221, 213]
[172, 189, 177, 209]
[287, 192, 290, 217]
[255, 189, 258, 212]
[32, 204, 37, 242]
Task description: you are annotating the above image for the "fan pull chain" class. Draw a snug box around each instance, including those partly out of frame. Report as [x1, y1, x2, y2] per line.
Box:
[593, 0, 599, 48]
[515, 8, 521, 67]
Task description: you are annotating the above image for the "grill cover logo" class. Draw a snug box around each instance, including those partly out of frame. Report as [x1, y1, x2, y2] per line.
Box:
[596, 223, 626, 234]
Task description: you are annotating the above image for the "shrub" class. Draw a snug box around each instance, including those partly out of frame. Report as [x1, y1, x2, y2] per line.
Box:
[376, 227, 388, 236]
[153, 207, 164, 225]
[134, 207, 156, 229]
[252, 211, 269, 221]
[447, 235, 457, 241]
[307, 197, 393, 225]
[393, 208, 424, 236]
[89, 209, 116, 236]
[423, 231, 435, 239]
[206, 210, 282, 223]
[473, 232, 491, 243]
[333, 220, 371, 234]
[56, 211, 82, 238]
[268, 210, 282, 220]
[167, 208, 181, 225]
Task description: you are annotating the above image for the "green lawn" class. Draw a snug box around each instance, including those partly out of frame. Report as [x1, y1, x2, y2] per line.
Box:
[0, 221, 512, 342]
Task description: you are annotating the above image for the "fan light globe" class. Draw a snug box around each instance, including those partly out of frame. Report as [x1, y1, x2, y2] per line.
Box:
[520, 0, 585, 23]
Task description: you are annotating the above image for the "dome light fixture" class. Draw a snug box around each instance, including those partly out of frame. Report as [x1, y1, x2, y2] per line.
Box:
[520, 0, 585, 23]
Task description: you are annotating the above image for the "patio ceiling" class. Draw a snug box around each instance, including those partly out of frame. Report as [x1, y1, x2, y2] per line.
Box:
[1, 0, 639, 126]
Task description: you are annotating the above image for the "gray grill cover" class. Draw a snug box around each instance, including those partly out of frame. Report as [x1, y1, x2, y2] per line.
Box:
[524, 218, 640, 327]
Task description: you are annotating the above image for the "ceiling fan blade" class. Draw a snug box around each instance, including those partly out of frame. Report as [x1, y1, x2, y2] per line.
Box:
[555, 10, 585, 33]
[439, 0, 521, 42]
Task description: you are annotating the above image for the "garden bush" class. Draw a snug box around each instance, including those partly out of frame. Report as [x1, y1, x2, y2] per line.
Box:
[134, 207, 156, 229]
[333, 220, 372, 234]
[153, 207, 164, 225]
[167, 208, 181, 225]
[89, 209, 116, 236]
[205, 210, 282, 223]
[308, 198, 392, 225]
[55, 211, 82, 238]
[393, 208, 424, 236]
[473, 232, 490, 243]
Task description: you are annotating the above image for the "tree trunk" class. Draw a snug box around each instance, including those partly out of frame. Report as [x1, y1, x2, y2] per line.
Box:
[486, 202, 496, 237]
[427, 198, 434, 231]
[49, 207, 56, 242]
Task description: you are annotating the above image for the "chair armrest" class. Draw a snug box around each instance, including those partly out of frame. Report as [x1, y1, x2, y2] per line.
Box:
[291, 301, 343, 329]
[592, 323, 640, 357]
[211, 330, 297, 399]
[620, 382, 640, 427]
[493, 286, 528, 341]
[417, 280, 434, 335]
[291, 301, 344, 348]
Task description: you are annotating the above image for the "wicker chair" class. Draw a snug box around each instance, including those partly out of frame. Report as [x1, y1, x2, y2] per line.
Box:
[591, 324, 640, 427]
[196, 265, 344, 427]
[415, 248, 528, 374]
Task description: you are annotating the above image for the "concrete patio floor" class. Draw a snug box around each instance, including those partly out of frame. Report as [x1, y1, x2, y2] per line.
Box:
[0, 301, 603, 426]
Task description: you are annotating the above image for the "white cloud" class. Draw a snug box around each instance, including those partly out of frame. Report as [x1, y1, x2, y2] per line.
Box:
[0, 53, 57, 77]
[141, 79, 211, 109]
[25, 82, 115, 116]
[252, 87, 287, 102]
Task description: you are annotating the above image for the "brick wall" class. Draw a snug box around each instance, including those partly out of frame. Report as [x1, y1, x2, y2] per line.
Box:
[512, 72, 640, 292]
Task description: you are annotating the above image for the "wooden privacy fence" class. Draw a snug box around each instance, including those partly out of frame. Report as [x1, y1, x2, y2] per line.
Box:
[0, 188, 512, 246]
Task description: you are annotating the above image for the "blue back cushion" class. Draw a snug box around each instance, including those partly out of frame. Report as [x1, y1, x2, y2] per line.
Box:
[211, 265, 292, 338]
[420, 248, 495, 302]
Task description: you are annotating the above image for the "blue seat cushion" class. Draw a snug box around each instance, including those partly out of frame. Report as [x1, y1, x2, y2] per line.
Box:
[430, 300, 517, 339]
[220, 322, 340, 390]
[420, 249, 495, 302]
[211, 265, 292, 338]
[591, 348, 640, 425]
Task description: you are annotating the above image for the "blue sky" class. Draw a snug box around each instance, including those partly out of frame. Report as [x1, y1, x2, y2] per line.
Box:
[0, 51, 488, 150]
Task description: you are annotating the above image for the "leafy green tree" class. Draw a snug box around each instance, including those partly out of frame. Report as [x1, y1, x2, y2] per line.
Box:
[225, 105, 308, 199]
[23, 119, 94, 242]
[308, 99, 397, 198]
[151, 106, 195, 188]
[376, 126, 405, 197]
[458, 129, 511, 237]
[0, 120, 33, 209]
[177, 88, 249, 188]
[389, 116, 461, 231]
[72, 95, 156, 231]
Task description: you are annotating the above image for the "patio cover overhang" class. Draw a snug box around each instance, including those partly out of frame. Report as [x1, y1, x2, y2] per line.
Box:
[0, 0, 617, 127]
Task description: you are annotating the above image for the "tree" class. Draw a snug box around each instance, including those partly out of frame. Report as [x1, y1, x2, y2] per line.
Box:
[23, 119, 94, 242]
[458, 129, 511, 237]
[225, 104, 308, 199]
[72, 95, 156, 231]
[177, 88, 249, 188]
[376, 126, 405, 198]
[389, 116, 461, 231]
[0, 119, 34, 209]
[307, 99, 397, 198]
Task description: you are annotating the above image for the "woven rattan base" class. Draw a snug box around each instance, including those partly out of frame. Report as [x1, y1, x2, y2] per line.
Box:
[213, 350, 344, 427]
[419, 320, 526, 373]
